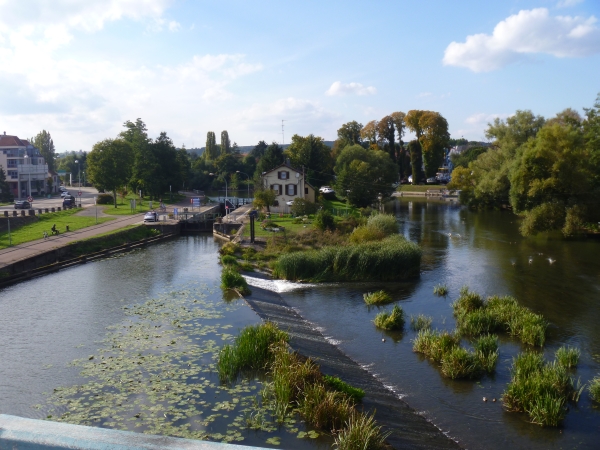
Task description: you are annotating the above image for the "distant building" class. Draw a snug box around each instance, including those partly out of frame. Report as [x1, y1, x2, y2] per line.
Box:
[0, 132, 50, 199]
[260, 162, 316, 212]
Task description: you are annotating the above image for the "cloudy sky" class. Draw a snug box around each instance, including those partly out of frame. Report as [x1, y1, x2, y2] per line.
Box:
[1, 0, 599, 151]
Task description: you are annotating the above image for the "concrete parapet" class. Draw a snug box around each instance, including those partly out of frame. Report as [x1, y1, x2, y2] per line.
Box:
[0, 414, 266, 450]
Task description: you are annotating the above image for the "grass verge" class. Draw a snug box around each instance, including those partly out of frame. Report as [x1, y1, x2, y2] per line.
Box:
[69, 225, 160, 256]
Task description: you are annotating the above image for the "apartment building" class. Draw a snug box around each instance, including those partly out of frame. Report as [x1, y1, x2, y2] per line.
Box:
[0, 132, 50, 199]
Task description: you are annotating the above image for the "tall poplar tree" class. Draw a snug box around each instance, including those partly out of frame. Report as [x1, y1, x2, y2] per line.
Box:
[205, 132, 217, 160]
[31, 130, 56, 172]
[220, 130, 230, 155]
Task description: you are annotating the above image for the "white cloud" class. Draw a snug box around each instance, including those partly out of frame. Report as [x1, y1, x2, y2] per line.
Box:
[443, 8, 600, 72]
[465, 113, 510, 125]
[325, 81, 377, 96]
[557, 0, 584, 8]
[168, 20, 181, 32]
[417, 92, 433, 98]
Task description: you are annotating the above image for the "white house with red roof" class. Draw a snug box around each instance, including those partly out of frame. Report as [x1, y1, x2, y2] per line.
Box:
[0, 131, 50, 199]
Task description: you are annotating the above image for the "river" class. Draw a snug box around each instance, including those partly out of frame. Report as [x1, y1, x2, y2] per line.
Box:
[246, 198, 600, 450]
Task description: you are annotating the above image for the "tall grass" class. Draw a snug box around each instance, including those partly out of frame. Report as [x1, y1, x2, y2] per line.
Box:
[453, 289, 548, 347]
[473, 334, 499, 372]
[433, 284, 448, 296]
[373, 305, 404, 330]
[217, 322, 288, 383]
[220, 267, 251, 295]
[299, 383, 354, 431]
[502, 351, 582, 426]
[363, 290, 393, 305]
[589, 376, 600, 402]
[555, 346, 580, 368]
[220, 254, 238, 266]
[410, 314, 432, 331]
[334, 411, 390, 450]
[272, 235, 421, 282]
[323, 375, 365, 402]
[441, 347, 482, 379]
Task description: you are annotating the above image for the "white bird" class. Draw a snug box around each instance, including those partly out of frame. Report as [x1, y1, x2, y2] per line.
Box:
[548, 258, 556, 264]
[528, 257, 533, 264]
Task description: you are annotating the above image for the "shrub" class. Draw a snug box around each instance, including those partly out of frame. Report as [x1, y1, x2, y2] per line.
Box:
[314, 209, 335, 231]
[349, 225, 385, 243]
[220, 255, 238, 266]
[589, 376, 600, 402]
[220, 267, 251, 295]
[96, 193, 114, 205]
[323, 375, 365, 403]
[433, 284, 448, 296]
[366, 213, 398, 236]
[217, 322, 288, 383]
[502, 352, 581, 426]
[290, 198, 318, 216]
[334, 411, 390, 450]
[410, 314, 432, 331]
[373, 305, 404, 330]
[220, 242, 240, 256]
[272, 235, 421, 282]
[555, 346, 580, 368]
[363, 290, 393, 306]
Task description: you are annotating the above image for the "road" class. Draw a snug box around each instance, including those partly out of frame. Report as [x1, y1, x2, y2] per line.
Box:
[2, 186, 99, 212]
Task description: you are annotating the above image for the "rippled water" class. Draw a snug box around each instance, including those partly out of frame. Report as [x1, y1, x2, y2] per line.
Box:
[247, 199, 600, 450]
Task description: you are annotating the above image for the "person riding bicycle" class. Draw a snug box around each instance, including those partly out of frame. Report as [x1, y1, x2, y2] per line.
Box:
[51, 224, 57, 235]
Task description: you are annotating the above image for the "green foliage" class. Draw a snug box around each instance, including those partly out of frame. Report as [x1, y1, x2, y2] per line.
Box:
[373, 305, 404, 330]
[220, 267, 250, 295]
[219, 242, 241, 256]
[349, 225, 385, 243]
[433, 284, 448, 296]
[453, 290, 548, 346]
[256, 142, 284, 176]
[220, 255, 238, 266]
[0, 168, 13, 202]
[314, 209, 335, 231]
[322, 375, 365, 402]
[405, 110, 450, 177]
[450, 146, 488, 169]
[364, 290, 393, 305]
[285, 134, 333, 186]
[555, 346, 580, 369]
[502, 352, 581, 426]
[410, 314, 432, 331]
[272, 235, 421, 282]
[407, 140, 423, 184]
[333, 411, 390, 450]
[253, 187, 277, 212]
[217, 323, 288, 383]
[589, 376, 600, 402]
[96, 193, 114, 205]
[298, 383, 354, 431]
[334, 145, 397, 207]
[87, 138, 133, 206]
[366, 213, 398, 235]
[412, 329, 460, 363]
[289, 198, 318, 216]
[440, 346, 482, 379]
[473, 334, 499, 372]
[204, 131, 218, 160]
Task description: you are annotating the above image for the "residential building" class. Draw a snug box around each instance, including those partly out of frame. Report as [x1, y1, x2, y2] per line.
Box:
[261, 162, 316, 212]
[0, 132, 50, 199]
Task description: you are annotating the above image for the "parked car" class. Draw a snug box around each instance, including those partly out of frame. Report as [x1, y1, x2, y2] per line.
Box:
[285, 200, 294, 206]
[408, 175, 413, 184]
[14, 200, 31, 209]
[319, 186, 335, 194]
[426, 177, 438, 184]
[59, 186, 67, 192]
[62, 198, 74, 208]
[144, 211, 158, 222]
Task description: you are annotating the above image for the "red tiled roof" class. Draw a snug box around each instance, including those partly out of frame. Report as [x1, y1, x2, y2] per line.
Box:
[0, 135, 27, 147]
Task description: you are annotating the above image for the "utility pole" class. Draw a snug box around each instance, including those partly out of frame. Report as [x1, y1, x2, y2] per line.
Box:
[281, 119, 286, 146]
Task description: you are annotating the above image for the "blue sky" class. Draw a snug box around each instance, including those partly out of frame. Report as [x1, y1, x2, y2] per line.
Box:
[0, 0, 599, 151]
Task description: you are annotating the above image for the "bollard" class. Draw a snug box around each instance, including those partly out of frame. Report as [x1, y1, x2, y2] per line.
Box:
[3, 211, 7, 217]
[45, 208, 49, 213]
[51, 207, 55, 212]
[28, 209, 35, 216]
[12, 211, 17, 217]
[38, 209, 42, 215]
[20, 210, 25, 216]
[57, 207, 61, 211]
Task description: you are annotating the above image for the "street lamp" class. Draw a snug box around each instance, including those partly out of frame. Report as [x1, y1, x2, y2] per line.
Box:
[23, 154, 31, 198]
[74, 159, 81, 188]
[209, 172, 228, 215]
[236, 170, 251, 204]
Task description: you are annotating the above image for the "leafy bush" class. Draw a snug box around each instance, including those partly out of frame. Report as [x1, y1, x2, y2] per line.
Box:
[219, 242, 240, 256]
[363, 290, 393, 305]
[290, 198, 318, 216]
[220, 255, 238, 266]
[96, 193, 114, 205]
[349, 225, 385, 243]
[314, 209, 335, 231]
[366, 213, 398, 236]
[373, 305, 404, 330]
[272, 235, 421, 282]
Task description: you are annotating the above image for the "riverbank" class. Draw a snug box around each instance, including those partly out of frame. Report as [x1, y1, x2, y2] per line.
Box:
[240, 273, 461, 450]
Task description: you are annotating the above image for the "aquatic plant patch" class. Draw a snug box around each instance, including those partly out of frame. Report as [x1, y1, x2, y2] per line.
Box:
[323, 375, 365, 403]
[410, 314, 432, 331]
[373, 305, 404, 330]
[433, 284, 448, 296]
[220, 267, 251, 295]
[40, 288, 328, 447]
[272, 235, 421, 282]
[453, 288, 548, 347]
[363, 290, 393, 306]
[502, 349, 583, 427]
[588, 376, 600, 402]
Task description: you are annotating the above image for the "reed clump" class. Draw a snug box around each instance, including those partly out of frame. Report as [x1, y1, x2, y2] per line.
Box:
[220, 267, 251, 295]
[433, 284, 448, 296]
[413, 329, 498, 379]
[334, 411, 390, 450]
[555, 346, 580, 368]
[453, 288, 548, 347]
[373, 305, 404, 330]
[502, 351, 582, 426]
[217, 322, 288, 383]
[272, 235, 421, 282]
[220, 254, 238, 266]
[364, 290, 393, 306]
[410, 314, 432, 331]
[588, 376, 600, 402]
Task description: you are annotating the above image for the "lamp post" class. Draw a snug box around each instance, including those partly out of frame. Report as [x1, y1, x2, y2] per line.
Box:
[236, 170, 251, 204]
[23, 154, 31, 198]
[209, 173, 228, 215]
[74, 159, 81, 188]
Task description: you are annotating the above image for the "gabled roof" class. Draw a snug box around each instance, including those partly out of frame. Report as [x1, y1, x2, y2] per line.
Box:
[261, 162, 315, 189]
[0, 134, 27, 147]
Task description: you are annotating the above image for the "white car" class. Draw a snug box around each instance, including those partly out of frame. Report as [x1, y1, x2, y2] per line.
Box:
[408, 175, 413, 183]
[144, 211, 158, 222]
[286, 200, 295, 206]
[60, 191, 70, 197]
[319, 186, 335, 194]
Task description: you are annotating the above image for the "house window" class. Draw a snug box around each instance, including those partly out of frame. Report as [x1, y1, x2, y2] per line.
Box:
[286, 184, 297, 196]
[7, 171, 18, 179]
[7, 159, 18, 167]
[270, 184, 281, 194]
[278, 171, 290, 180]
[304, 187, 308, 195]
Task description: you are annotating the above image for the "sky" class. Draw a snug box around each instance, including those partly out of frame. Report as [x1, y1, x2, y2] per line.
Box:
[0, 0, 599, 151]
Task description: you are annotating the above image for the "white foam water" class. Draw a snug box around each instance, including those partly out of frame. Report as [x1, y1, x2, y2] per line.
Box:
[242, 275, 317, 293]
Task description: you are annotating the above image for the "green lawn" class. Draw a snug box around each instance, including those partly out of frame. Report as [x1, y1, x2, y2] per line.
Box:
[398, 185, 445, 192]
[102, 205, 150, 216]
[242, 215, 313, 237]
[0, 209, 114, 249]
[101, 192, 185, 216]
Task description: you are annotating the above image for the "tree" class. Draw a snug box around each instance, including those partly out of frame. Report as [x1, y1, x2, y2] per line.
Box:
[175, 147, 191, 190]
[377, 116, 396, 163]
[0, 168, 13, 202]
[31, 130, 56, 172]
[220, 130, 231, 155]
[285, 134, 333, 186]
[407, 140, 423, 184]
[337, 121, 363, 147]
[256, 142, 284, 176]
[204, 131, 218, 160]
[250, 140, 268, 159]
[253, 187, 277, 212]
[485, 110, 545, 150]
[360, 120, 378, 148]
[87, 139, 133, 207]
[450, 146, 488, 168]
[405, 110, 450, 177]
[405, 110, 426, 140]
[334, 144, 397, 207]
[121, 119, 154, 196]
